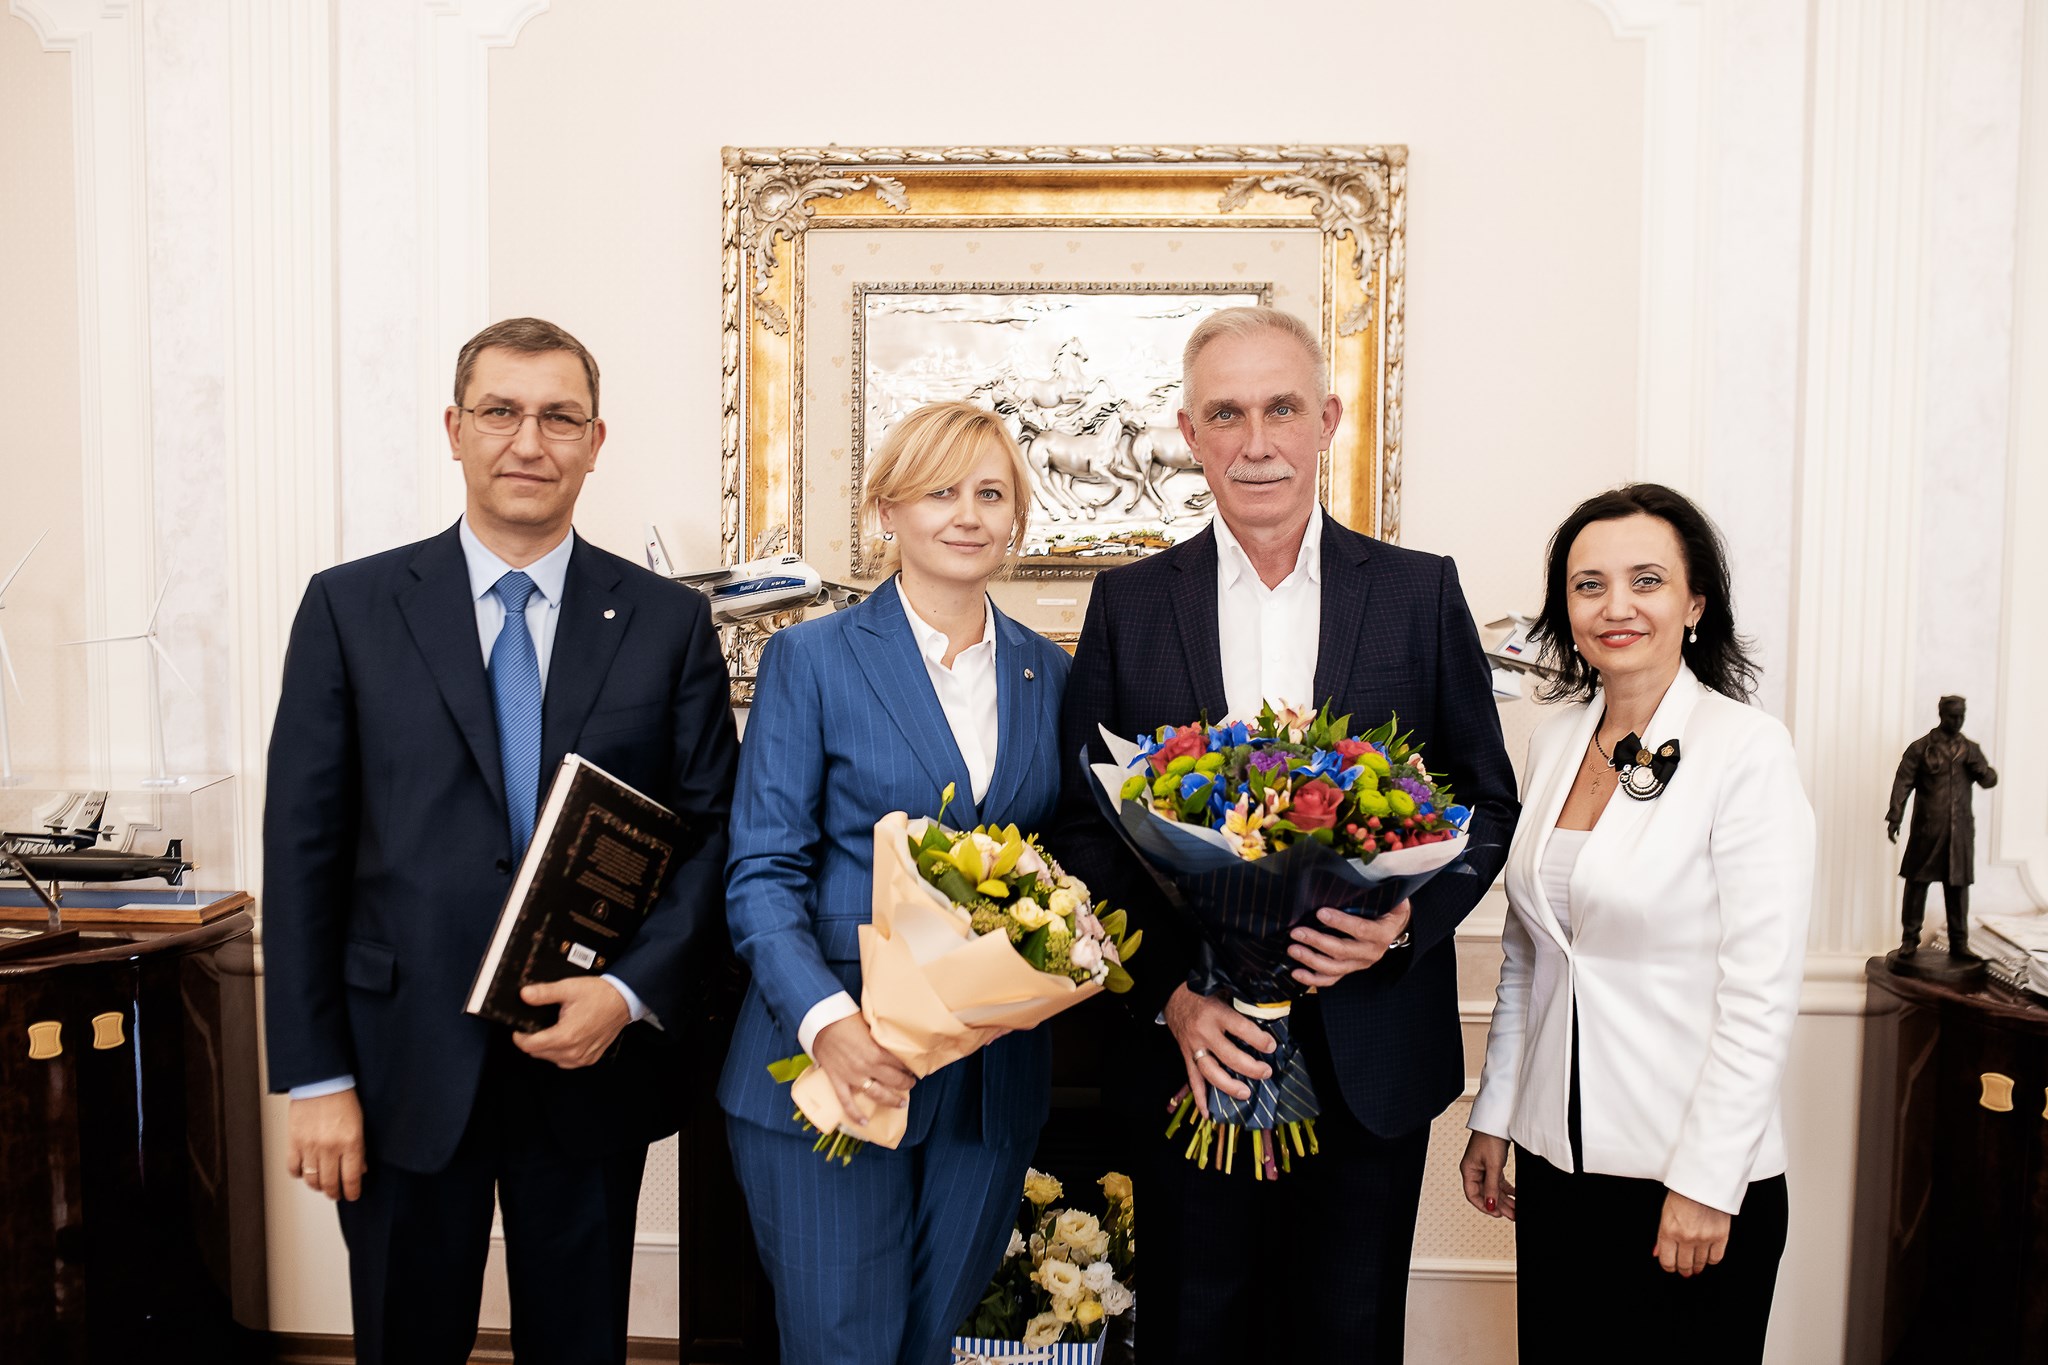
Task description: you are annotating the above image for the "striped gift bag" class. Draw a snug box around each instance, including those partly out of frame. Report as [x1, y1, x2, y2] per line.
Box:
[948, 1335, 1106, 1365]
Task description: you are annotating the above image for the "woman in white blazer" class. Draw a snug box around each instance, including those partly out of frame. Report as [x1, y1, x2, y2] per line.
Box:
[1460, 484, 1814, 1362]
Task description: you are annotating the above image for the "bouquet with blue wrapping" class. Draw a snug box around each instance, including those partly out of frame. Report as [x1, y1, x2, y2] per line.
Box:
[1087, 701, 1472, 1179]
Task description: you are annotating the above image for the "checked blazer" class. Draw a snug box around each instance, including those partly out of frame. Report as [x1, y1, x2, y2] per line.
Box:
[1052, 512, 1519, 1139]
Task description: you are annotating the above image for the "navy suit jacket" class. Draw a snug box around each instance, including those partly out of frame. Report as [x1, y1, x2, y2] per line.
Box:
[1052, 514, 1518, 1138]
[716, 578, 1072, 1148]
[262, 522, 738, 1173]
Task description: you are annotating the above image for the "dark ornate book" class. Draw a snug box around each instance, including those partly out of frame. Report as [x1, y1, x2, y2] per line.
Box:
[465, 753, 703, 1031]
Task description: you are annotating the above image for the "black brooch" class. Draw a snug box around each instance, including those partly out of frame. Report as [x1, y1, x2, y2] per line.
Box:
[1609, 733, 1681, 800]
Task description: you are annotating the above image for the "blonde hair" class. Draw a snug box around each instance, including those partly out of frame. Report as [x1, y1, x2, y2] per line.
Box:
[859, 401, 1033, 574]
[1181, 306, 1329, 413]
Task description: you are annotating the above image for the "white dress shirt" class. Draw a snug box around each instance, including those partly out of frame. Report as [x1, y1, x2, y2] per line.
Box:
[288, 520, 644, 1104]
[794, 581, 1000, 1057]
[1214, 509, 1323, 720]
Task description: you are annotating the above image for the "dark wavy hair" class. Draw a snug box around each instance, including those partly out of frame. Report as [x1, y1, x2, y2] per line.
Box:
[1530, 483, 1760, 704]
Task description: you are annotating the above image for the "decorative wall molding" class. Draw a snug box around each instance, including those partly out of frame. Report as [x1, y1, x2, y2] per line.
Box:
[1581, 0, 1710, 495]
[1791, 0, 1938, 953]
[225, 0, 342, 898]
[1996, 0, 2048, 908]
[9, 0, 157, 774]
[413, 0, 552, 537]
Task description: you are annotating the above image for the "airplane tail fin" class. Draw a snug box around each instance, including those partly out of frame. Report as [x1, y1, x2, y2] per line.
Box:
[644, 525, 675, 577]
[164, 839, 185, 885]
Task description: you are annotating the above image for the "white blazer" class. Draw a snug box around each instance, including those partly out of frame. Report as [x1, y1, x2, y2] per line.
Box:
[1468, 666, 1814, 1214]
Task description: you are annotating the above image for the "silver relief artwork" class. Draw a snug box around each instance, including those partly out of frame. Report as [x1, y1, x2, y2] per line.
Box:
[852, 285, 1267, 572]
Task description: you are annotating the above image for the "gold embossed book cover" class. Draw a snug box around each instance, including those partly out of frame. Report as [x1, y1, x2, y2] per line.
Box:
[465, 753, 705, 1031]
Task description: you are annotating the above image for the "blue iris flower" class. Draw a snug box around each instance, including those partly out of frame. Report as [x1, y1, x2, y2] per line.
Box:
[1332, 765, 1366, 791]
[1179, 772, 1212, 802]
[1208, 721, 1251, 751]
[1445, 804, 1471, 829]
[1297, 750, 1344, 782]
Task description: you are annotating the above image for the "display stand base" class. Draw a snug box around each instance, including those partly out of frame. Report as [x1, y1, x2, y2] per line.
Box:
[1885, 947, 1990, 989]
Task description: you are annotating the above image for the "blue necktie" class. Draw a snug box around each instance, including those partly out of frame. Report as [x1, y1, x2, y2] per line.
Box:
[490, 571, 544, 856]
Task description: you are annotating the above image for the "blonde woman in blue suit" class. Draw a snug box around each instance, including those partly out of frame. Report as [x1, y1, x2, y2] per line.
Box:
[718, 401, 1071, 1365]
[1460, 484, 1814, 1363]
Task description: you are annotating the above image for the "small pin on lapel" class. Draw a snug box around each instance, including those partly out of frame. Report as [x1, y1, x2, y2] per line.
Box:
[603, 609, 616, 620]
[1024, 668, 1035, 680]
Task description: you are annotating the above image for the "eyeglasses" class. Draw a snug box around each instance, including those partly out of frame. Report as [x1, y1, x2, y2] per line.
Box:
[456, 405, 595, 441]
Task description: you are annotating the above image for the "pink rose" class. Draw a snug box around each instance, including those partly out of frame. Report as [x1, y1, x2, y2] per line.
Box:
[1148, 728, 1210, 775]
[1289, 780, 1345, 832]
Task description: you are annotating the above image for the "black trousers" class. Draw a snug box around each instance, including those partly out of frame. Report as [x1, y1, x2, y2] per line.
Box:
[1515, 1152, 1787, 1363]
[1126, 999, 1431, 1364]
[336, 1037, 650, 1365]
[1513, 1017, 1789, 1363]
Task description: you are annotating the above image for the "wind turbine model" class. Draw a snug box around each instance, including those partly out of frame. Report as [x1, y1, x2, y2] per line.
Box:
[0, 529, 48, 786]
[67, 572, 194, 786]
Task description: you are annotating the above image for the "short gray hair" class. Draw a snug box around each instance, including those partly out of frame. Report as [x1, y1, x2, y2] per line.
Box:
[1181, 306, 1329, 412]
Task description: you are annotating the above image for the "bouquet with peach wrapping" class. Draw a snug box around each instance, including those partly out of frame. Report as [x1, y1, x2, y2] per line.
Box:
[770, 801, 1137, 1163]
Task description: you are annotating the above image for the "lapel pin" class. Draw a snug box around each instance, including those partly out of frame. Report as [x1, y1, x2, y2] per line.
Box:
[1024, 668, 1034, 680]
[603, 609, 616, 620]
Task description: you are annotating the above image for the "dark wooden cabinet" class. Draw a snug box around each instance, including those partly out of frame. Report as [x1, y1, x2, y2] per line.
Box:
[1849, 960, 2048, 1364]
[0, 911, 267, 1364]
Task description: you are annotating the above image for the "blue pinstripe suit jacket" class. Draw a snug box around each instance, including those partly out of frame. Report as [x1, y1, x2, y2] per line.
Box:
[717, 578, 1073, 1147]
[1052, 514, 1519, 1138]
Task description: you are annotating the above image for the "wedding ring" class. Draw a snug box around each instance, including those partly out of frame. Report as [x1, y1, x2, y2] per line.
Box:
[1193, 1048, 1210, 1062]
[860, 1078, 875, 1095]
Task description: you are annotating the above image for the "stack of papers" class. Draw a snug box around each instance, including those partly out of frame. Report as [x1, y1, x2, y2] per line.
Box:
[1973, 914, 2048, 1001]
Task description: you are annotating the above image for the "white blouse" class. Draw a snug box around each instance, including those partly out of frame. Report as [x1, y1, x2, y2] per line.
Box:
[1540, 827, 1591, 940]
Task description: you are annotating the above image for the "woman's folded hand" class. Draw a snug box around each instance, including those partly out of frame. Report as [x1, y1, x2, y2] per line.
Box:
[1459, 1131, 1515, 1220]
[812, 1014, 918, 1126]
[1654, 1189, 1731, 1276]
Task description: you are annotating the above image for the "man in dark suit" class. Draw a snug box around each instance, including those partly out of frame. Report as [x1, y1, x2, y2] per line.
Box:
[1054, 307, 1517, 1362]
[263, 317, 738, 1363]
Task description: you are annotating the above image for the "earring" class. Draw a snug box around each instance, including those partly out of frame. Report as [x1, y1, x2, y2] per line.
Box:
[882, 530, 895, 542]
[1688, 625, 1698, 644]
[1572, 642, 1580, 654]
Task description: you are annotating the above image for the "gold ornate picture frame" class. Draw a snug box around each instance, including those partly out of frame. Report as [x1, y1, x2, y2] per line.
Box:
[718, 144, 1407, 695]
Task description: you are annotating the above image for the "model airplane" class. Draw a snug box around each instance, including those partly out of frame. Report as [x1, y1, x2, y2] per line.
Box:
[0, 789, 190, 885]
[644, 526, 866, 625]
[1484, 613, 1559, 701]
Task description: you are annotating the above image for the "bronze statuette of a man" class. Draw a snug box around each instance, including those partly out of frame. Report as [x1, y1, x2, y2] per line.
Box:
[1885, 694, 1999, 985]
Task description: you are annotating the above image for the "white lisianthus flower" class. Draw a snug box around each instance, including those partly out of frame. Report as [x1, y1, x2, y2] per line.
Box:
[1085, 1231, 1110, 1261]
[1006, 1228, 1026, 1259]
[1070, 936, 1103, 974]
[1100, 1280, 1134, 1315]
[1022, 1311, 1063, 1346]
[1081, 1261, 1116, 1293]
[1047, 888, 1080, 920]
[1013, 843, 1047, 877]
[1037, 1257, 1085, 1301]
[1053, 1210, 1101, 1249]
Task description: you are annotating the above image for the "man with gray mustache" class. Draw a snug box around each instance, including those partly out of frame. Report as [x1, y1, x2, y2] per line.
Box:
[1053, 306, 1517, 1361]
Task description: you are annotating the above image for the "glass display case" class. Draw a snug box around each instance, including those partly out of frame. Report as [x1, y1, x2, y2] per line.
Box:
[0, 776, 240, 921]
